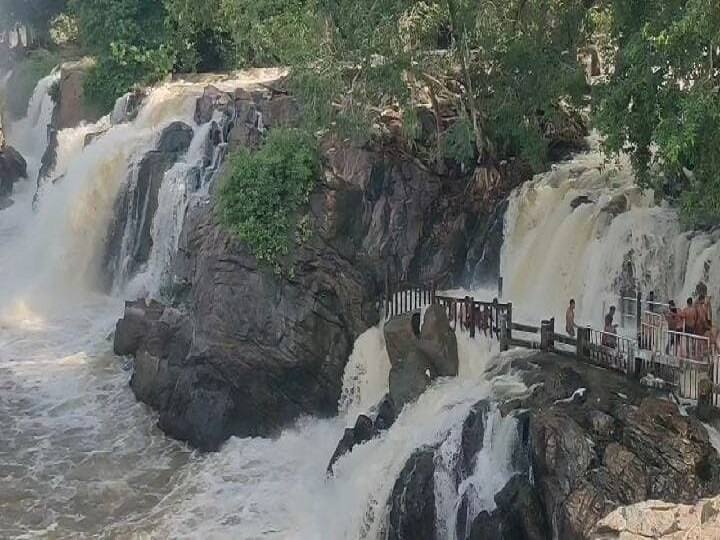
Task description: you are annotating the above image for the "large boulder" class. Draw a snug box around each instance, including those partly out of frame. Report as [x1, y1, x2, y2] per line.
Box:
[0, 144, 27, 198]
[383, 312, 420, 367]
[419, 303, 458, 376]
[113, 299, 165, 356]
[592, 496, 720, 539]
[383, 308, 458, 409]
[387, 447, 437, 540]
[157, 121, 194, 154]
[388, 349, 431, 409]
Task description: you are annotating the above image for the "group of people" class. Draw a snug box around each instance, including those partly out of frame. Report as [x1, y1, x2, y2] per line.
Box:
[564, 290, 716, 354]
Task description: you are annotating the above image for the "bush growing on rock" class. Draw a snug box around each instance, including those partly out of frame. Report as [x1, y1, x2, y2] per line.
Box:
[218, 128, 320, 269]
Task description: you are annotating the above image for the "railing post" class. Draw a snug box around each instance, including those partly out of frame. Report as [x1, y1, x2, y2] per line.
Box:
[636, 291, 642, 342]
[507, 303, 513, 342]
[577, 327, 590, 361]
[541, 318, 555, 352]
[620, 294, 624, 329]
[469, 297, 476, 338]
[500, 309, 509, 352]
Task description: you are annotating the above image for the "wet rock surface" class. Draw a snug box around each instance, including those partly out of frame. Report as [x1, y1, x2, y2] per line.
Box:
[0, 144, 27, 200]
[116, 82, 546, 451]
[387, 447, 437, 540]
[503, 353, 720, 539]
[383, 306, 457, 409]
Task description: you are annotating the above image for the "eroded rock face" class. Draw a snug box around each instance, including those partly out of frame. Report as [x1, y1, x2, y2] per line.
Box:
[102, 121, 194, 286]
[119, 81, 527, 451]
[468, 475, 550, 540]
[506, 353, 720, 540]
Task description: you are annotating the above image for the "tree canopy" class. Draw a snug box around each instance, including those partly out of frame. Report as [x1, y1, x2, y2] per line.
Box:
[11, 0, 720, 227]
[593, 0, 720, 227]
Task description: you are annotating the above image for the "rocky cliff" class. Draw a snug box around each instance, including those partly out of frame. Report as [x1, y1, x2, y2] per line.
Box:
[373, 349, 720, 540]
[114, 82, 524, 450]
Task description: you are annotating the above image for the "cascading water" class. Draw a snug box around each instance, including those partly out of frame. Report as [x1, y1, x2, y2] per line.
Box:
[10, 69, 718, 539]
[499, 135, 720, 329]
[5, 72, 59, 182]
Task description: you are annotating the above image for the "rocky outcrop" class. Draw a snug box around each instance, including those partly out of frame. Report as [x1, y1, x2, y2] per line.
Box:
[0, 144, 27, 200]
[118, 80, 532, 450]
[327, 395, 396, 475]
[103, 121, 194, 286]
[468, 475, 550, 540]
[502, 353, 720, 539]
[592, 496, 720, 539]
[383, 306, 458, 409]
[387, 447, 437, 540]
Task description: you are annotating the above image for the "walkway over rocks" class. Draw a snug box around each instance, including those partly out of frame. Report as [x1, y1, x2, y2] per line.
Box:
[383, 278, 720, 414]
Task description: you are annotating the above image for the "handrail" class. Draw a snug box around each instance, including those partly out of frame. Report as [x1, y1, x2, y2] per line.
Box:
[381, 284, 720, 409]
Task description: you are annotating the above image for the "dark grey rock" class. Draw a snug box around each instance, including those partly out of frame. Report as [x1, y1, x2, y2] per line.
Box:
[387, 447, 436, 540]
[195, 85, 233, 124]
[157, 121, 194, 155]
[388, 349, 431, 409]
[460, 400, 491, 477]
[0, 144, 27, 198]
[570, 195, 593, 209]
[384, 313, 420, 367]
[420, 303, 458, 377]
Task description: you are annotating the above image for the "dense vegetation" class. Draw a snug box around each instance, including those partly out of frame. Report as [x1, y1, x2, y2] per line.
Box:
[594, 0, 720, 227]
[5, 0, 720, 229]
[219, 129, 320, 268]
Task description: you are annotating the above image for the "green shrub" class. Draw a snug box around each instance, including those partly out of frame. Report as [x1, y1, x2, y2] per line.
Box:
[219, 128, 320, 269]
[3, 49, 59, 119]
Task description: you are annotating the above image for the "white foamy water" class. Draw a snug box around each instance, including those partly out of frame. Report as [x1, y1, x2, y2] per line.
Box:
[498, 136, 720, 331]
[14, 71, 720, 540]
[5, 72, 59, 182]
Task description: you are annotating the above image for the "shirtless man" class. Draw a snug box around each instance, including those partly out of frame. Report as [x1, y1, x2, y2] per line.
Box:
[566, 299, 577, 337]
[682, 298, 697, 335]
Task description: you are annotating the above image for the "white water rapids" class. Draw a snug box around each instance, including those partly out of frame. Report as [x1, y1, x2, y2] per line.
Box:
[0, 73, 528, 539]
[2, 72, 720, 539]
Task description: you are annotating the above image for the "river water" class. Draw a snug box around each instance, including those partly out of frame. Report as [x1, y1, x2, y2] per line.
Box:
[2, 72, 720, 539]
[0, 73, 529, 539]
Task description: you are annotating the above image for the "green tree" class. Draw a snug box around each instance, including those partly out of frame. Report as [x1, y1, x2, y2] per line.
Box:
[260, 0, 589, 171]
[70, 0, 172, 111]
[594, 0, 720, 227]
[219, 128, 320, 269]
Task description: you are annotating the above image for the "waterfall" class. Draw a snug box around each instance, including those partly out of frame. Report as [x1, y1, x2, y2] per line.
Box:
[499, 135, 720, 329]
[5, 72, 59, 181]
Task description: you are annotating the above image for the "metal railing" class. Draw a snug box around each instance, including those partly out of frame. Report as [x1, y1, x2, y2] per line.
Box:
[381, 279, 720, 409]
[384, 286, 434, 319]
[583, 327, 635, 373]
